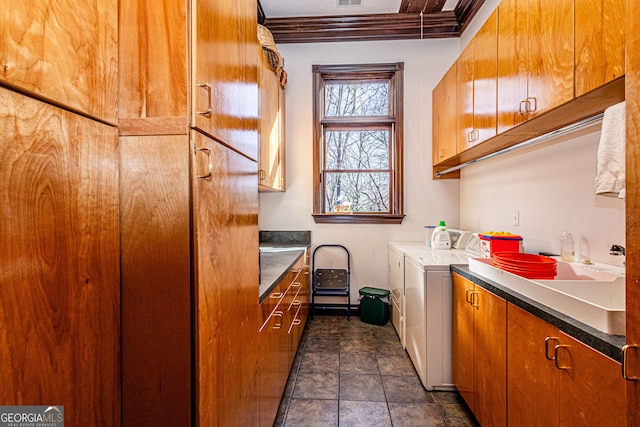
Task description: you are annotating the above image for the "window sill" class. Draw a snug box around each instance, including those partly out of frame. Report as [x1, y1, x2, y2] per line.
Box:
[312, 213, 405, 224]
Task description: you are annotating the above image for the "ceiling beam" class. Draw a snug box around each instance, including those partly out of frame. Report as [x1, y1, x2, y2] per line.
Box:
[265, 11, 462, 44]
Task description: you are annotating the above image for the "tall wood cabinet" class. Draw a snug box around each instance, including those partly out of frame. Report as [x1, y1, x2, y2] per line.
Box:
[0, 87, 120, 425]
[0, 0, 118, 124]
[119, 0, 260, 425]
[625, 0, 640, 422]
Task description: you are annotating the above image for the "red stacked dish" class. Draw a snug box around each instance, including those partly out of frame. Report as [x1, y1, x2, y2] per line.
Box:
[492, 252, 557, 279]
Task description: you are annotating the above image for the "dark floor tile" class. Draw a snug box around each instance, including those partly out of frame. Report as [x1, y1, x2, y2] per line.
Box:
[339, 400, 391, 427]
[305, 336, 340, 353]
[339, 374, 386, 401]
[375, 339, 406, 356]
[284, 399, 338, 427]
[340, 336, 376, 353]
[439, 403, 479, 426]
[382, 375, 434, 403]
[377, 354, 416, 376]
[340, 352, 379, 374]
[299, 352, 339, 373]
[292, 372, 339, 399]
[388, 402, 447, 427]
[431, 391, 465, 405]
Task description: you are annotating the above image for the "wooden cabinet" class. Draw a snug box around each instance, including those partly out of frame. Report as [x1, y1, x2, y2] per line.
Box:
[432, 63, 458, 166]
[258, 254, 310, 427]
[192, 0, 258, 160]
[626, 0, 640, 421]
[452, 273, 507, 427]
[497, 0, 574, 134]
[0, 87, 120, 425]
[120, 131, 260, 427]
[507, 303, 562, 426]
[508, 303, 625, 426]
[258, 47, 286, 192]
[457, 10, 497, 152]
[575, 0, 625, 97]
[0, 0, 118, 124]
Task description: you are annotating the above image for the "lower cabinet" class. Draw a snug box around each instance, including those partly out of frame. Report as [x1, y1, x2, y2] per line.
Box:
[508, 303, 625, 427]
[258, 252, 310, 427]
[454, 274, 626, 427]
[452, 273, 507, 427]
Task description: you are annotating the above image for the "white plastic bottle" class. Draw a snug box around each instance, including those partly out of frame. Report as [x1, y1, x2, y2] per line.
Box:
[560, 231, 575, 262]
[431, 220, 451, 250]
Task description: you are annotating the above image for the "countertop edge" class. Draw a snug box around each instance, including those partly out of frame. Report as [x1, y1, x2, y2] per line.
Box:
[259, 245, 309, 303]
[451, 264, 626, 363]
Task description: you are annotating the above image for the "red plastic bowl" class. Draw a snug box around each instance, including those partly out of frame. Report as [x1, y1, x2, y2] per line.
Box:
[492, 252, 557, 279]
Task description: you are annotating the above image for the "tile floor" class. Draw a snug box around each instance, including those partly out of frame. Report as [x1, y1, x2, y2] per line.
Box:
[274, 315, 479, 426]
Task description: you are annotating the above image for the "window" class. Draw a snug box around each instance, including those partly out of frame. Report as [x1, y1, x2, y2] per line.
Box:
[312, 63, 404, 224]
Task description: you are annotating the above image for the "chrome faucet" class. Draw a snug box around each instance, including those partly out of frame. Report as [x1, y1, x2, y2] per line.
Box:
[609, 244, 626, 256]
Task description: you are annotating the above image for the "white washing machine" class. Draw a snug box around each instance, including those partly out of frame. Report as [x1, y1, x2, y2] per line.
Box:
[404, 249, 470, 390]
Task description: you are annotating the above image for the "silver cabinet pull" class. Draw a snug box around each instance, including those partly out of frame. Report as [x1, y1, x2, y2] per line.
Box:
[196, 147, 212, 179]
[553, 345, 572, 370]
[544, 336, 559, 361]
[519, 100, 528, 115]
[622, 344, 639, 381]
[526, 96, 537, 113]
[270, 292, 284, 300]
[272, 311, 284, 329]
[196, 83, 212, 115]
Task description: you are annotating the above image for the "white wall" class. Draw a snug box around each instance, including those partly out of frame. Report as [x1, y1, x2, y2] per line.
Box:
[259, 38, 461, 302]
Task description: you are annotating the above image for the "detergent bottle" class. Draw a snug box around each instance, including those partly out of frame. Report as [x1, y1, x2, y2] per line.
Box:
[431, 220, 451, 250]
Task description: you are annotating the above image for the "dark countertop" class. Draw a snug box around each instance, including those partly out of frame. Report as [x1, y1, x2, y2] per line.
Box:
[451, 264, 626, 362]
[259, 244, 308, 303]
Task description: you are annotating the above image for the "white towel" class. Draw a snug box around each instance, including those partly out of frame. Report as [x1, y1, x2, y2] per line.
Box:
[595, 101, 626, 199]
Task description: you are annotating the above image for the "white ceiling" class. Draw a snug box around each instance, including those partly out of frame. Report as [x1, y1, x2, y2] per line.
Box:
[260, 0, 460, 18]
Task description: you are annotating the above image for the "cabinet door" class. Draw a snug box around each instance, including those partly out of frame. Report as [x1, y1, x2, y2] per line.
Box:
[432, 64, 458, 165]
[507, 303, 559, 426]
[556, 332, 625, 427]
[192, 0, 258, 160]
[457, 42, 475, 153]
[0, 0, 118, 124]
[575, 0, 625, 97]
[451, 274, 475, 410]
[258, 49, 285, 192]
[497, 0, 529, 133]
[258, 306, 289, 427]
[120, 135, 192, 426]
[472, 10, 498, 144]
[526, 0, 574, 119]
[0, 87, 119, 425]
[192, 130, 260, 426]
[473, 286, 507, 427]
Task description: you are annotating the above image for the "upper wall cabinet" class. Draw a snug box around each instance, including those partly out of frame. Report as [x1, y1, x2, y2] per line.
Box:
[457, 10, 498, 153]
[575, 0, 625, 97]
[258, 48, 286, 192]
[192, 0, 258, 161]
[497, 0, 574, 134]
[0, 0, 118, 125]
[432, 63, 458, 168]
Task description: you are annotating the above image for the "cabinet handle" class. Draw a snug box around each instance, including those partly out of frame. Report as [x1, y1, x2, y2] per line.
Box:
[553, 345, 572, 370]
[258, 169, 266, 181]
[272, 311, 284, 329]
[292, 281, 302, 288]
[622, 344, 639, 381]
[519, 100, 528, 115]
[439, 148, 445, 158]
[292, 318, 301, 326]
[544, 336, 559, 360]
[470, 292, 479, 308]
[526, 97, 537, 113]
[196, 147, 213, 179]
[292, 268, 302, 273]
[270, 292, 284, 300]
[291, 300, 301, 307]
[196, 83, 212, 115]
[473, 129, 480, 141]
[465, 289, 473, 304]
[467, 131, 474, 143]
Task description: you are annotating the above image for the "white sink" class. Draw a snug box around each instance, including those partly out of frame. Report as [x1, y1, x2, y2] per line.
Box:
[468, 258, 625, 335]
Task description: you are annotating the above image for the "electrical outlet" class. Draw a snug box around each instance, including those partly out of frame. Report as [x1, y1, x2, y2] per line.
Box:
[512, 210, 520, 226]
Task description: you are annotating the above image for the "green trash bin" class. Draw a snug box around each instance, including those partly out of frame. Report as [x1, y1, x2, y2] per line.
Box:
[359, 287, 390, 326]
